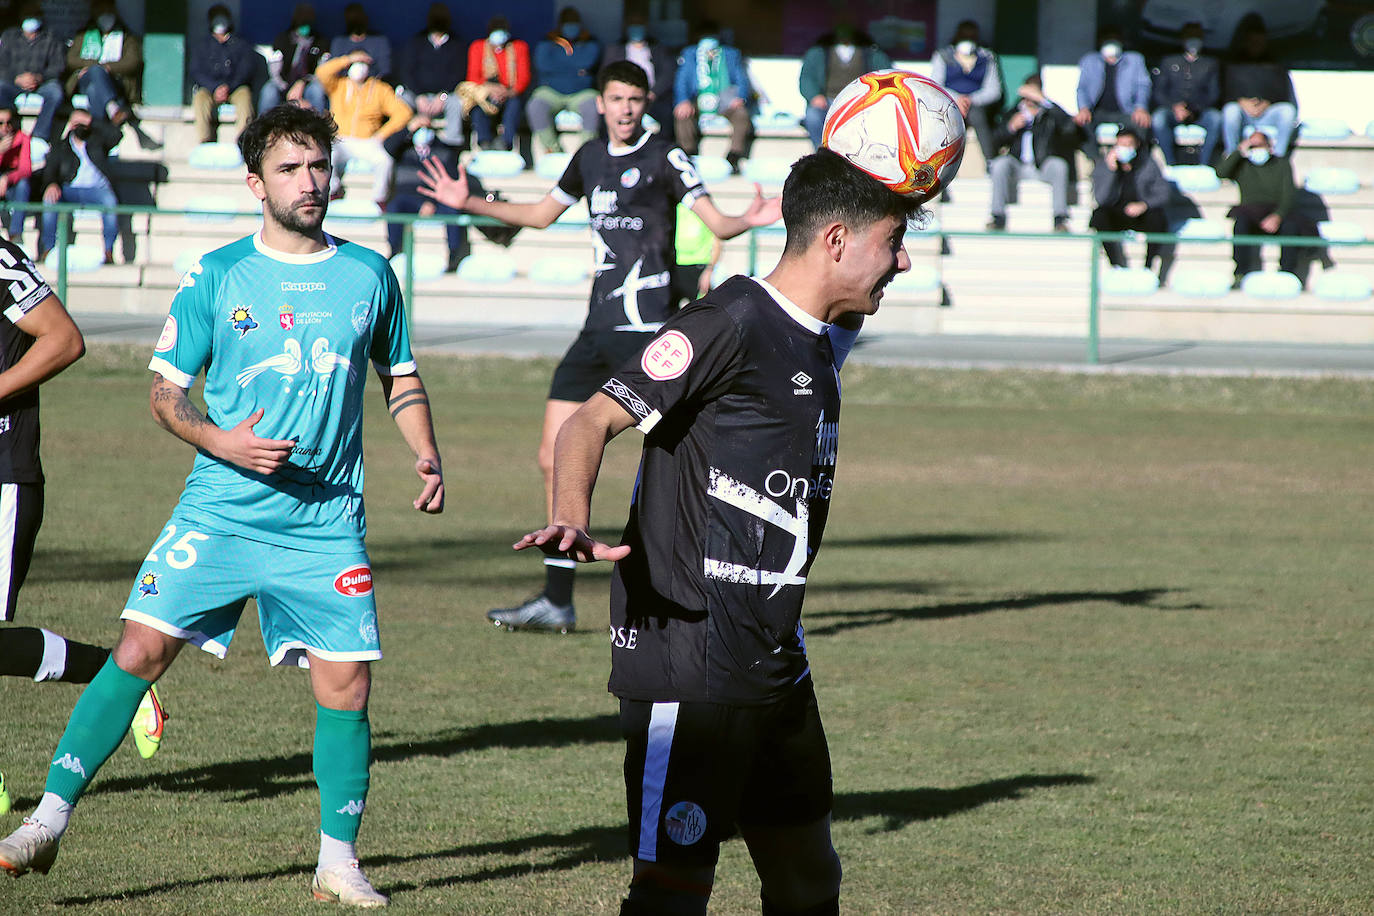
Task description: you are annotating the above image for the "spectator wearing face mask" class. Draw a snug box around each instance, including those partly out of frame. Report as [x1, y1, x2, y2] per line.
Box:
[1089, 127, 1176, 283]
[35, 109, 120, 264]
[674, 21, 755, 173]
[1220, 15, 1297, 158]
[316, 50, 413, 205]
[0, 2, 67, 143]
[382, 113, 475, 271]
[66, 0, 160, 150]
[460, 16, 530, 152]
[1218, 126, 1321, 288]
[329, 2, 392, 85]
[262, 3, 328, 113]
[189, 4, 256, 144]
[929, 20, 1001, 170]
[1074, 25, 1152, 157]
[397, 3, 466, 147]
[1149, 22, 1221, 167]
[798, 22, 891, 150]
[527, 6, 602, 155]
[986, 73, 1082, 233]
[602, 12, 675, 129]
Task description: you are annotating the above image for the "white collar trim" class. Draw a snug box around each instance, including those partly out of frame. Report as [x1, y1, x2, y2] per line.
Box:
[253, 231, 337, 264]
[608, 129, 652, 157]
[750, 277, 829, 334]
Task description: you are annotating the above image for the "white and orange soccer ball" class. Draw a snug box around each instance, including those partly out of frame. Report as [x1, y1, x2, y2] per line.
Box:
[821, 69, 966, 203]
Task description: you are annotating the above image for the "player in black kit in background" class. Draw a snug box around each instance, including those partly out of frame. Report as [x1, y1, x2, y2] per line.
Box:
[515, 149, 922, 915]
[420, 60, 780, 633]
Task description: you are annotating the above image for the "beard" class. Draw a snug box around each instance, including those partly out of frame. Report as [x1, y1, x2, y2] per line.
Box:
[265, 190, 326, 236]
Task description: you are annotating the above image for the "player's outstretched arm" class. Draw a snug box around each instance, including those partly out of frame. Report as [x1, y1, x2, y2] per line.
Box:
[690, 184, 782, 241]
[0, 294, 85, 402]
[514, 393, 636, 562]
[149, 373, 296, 475]
[380, 371, 444, 514]
[418, 157, 569, 229]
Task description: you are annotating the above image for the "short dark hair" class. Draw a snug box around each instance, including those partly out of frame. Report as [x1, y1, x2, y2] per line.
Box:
[207, 4, 230, 24]
[0, 104, 18, 124]
[486, 14, 509, 33]
[781, 149, 923, 256]
[238, 103, 338, 175]
[597, 60, 649, 94]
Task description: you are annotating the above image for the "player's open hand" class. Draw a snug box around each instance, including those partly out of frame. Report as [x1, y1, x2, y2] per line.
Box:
[513, 525, 630, 563]
[418, 157, 470, 210]
[743, 183, 781, 227]
[220, 408, 297, 475]
[413, 456, 444, 513]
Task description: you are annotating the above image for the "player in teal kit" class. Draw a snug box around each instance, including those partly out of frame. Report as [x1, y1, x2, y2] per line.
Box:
[0, 105, 445, 909]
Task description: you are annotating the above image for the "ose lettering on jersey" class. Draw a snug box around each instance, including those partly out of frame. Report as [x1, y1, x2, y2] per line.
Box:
[610, 625, 638, 649]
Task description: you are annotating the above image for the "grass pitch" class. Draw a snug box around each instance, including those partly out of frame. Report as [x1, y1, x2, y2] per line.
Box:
[1, 345, 1370, 914]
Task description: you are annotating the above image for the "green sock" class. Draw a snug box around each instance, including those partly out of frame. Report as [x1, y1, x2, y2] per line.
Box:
[314, 703, 371, 843]
[45, 656, 152, 804]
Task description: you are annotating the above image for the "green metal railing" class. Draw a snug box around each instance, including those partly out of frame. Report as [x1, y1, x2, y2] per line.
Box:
[12, 201, 1367, 365]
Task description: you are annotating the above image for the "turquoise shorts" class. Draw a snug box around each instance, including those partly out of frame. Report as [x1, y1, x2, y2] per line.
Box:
[120, 513, 381, 668]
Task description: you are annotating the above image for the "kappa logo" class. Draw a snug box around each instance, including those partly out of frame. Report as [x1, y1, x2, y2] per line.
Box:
[791, 371, 813, 395]
[281, 280, 326, 292]
[335, 799, 365, 816]
[52, 753, 87, 777]
[334, 565, 373, 597]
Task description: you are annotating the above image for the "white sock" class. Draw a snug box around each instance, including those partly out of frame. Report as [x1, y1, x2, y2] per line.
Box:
[318, 831, 358, 870]
[32, 792, 73, 836]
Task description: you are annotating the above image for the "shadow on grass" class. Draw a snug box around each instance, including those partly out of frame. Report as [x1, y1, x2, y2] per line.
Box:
[54, 773, 1094, 906]
[823, 531, 1044, 549]
[83, 714, 619, 802]
[805, 588, 1198, 636]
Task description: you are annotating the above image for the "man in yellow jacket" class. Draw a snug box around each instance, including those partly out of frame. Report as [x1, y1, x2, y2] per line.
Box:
[315, 50, 412, 205]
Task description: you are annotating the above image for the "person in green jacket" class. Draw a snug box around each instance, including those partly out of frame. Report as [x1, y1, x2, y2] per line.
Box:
[1217, 126, 1321, 288]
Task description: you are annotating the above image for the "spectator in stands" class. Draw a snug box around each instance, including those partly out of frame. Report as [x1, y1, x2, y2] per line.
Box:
[674, 21, 754, 173]
[986, 73, 1081, 232]
[0, 104, 34, 242]
[316, 50, 412, 206]
[35, 108, 119, 264]
[1150, 22, 1222, 167]
[188, 5, 255, 145]
[66, 0, 159, 150]
[929, 20, 1001, 169]
[1089, 127, 1176, 283]
[1218, 126, 1320, 288]
[461, 16, 529, 152]
[261, 3, 327, 113]
[0, 3, 66, 143]
[1074, 25, 1151, 156]
[602, 12, 674, 130]
[382, 112, 472, 272]
[397, 3, 466, 148]
[330, 3, 391, 85]
[1221, 16, 1297, 158]
[527, 7, 601, 155]
[799, 22, 891, 150]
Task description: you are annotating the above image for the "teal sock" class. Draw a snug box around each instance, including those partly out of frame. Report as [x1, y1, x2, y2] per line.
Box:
[45, 656, 152, 804]
[314, 704, 371, 843]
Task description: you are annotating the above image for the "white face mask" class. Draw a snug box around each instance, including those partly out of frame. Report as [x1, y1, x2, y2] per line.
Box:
[956, 40, 976, 56]
[348, 61, 369, 82]
[1101, 42, 1122, 60]
[1115, 145, 1137, 164]
[1183, 38, 1203, 56]
[412, 127, 435, 148]
[1246, 148, 1271, 166]
[21, 17, 40, 33]
[488, 30, 508, 47]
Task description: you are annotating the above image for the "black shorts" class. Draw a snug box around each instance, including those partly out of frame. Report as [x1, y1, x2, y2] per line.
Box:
[548, 330, 657, 403]
[0, 482, 44, 622]
[620, 677, 833, 867]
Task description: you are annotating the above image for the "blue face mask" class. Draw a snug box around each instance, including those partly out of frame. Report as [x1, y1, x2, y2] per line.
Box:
[561, 22, 581, 40]
[21, 17, 40, 33]
[626, 25, 647, 43]
[412, 127, 435, 148]
[1246, 148, 1271, 166]
[296, 24, 311, 37]
[699, 36, 720, 52]
[1115, 145, 1137, 164]
[488, 30, 508, 47]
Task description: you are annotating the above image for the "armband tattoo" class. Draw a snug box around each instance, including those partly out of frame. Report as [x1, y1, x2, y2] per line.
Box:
[387, 390, 429, 419]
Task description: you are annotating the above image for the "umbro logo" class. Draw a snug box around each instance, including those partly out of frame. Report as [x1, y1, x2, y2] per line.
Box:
[336, 799, 366, 816]
[791, 371, 813, 395]
[52, 753, 87, 777]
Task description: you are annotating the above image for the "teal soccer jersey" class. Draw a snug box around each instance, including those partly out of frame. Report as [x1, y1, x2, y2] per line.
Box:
[148, 233, 415, 551]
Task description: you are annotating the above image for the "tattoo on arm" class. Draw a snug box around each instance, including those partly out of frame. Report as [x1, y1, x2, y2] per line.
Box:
[388, 390, 429, 419]
[153, 380, 207, 429]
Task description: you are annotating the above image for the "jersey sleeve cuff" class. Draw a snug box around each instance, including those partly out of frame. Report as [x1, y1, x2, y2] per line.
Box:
[148, 357, 196, 388]
[602, 377, 661, 433]
[681, 187, 707, 204]
[550, 187, 578, 207]
[372, 358, 418, 377]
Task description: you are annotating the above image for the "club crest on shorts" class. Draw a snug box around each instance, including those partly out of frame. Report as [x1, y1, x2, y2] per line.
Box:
[358, 611, 379, 645]
[664, 800, 707, 846]
[334, 565, 373, 597]
[642, 330, 693, 381]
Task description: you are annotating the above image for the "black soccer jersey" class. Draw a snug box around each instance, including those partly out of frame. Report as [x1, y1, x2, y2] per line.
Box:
[600, 276, 845, 705]
[552, 130, 707, 333]
[0, 240, 54, 484]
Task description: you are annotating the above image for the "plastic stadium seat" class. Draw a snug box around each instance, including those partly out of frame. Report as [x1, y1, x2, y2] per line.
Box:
[1311, 272, 1372, 301]
[388, 252, 446, 283]
[692, 155, 732, 182]
[14, 92, 41, 114]
[188, 142, 243, 170]
[1173, 124, 1207, 146]
[1101, 266, 1158, 296]
[466, 150, 526, 178]
[1317, 221, 1366, 244]
[65, 245, 106, 273]
[341, 155, 375, 175]
[70, 93, 88, 110]
[1240, 270, 1302, 299]
[886, 264, 941, 295]
[1170, 269, 1232, 298]
[217, 103, 238, 121]
[1094, 122, 1119, 144]
[173, 248, 209, 275]
[184, 194, 240, 221]
[753, 110, 801, 132]
[700, 113, 730, 133]
[456, 252, 517, 283]
[1177, 218, 1228, 239]
[529, 256, 589, 285]
[1303, 168, 1360, 195]
[324, 199, 380, 222]
[535, 151, 572, 181]
[1167, 165, 1221, 193]
[742, 156, 793, 185]
[553, 110, 583, 132]
[1298, 118, 1351, 142]
[28, 137, 48, 170]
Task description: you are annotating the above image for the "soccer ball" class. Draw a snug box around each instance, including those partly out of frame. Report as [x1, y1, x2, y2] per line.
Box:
[821, 69, 965, 202]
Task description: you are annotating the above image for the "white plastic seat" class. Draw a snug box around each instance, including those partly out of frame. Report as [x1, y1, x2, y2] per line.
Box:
[1317, 221, 1366, 244]
[187, 142, 243, 170]
[1303, 168, 1360, 195]
[1311, 272, 1372, 301]
[27, 137, 48, 170]
[699, 113, 730, 133]
[184, 194, 240, 222]
[1094, 122, 1119, 145]
[1240, 270, 1302, 299]
[325, 199, 381, 222]
[553, 110, 583, 133]
[1298, 118, 1351, 142]
[742, 156, 794, 185]
[456, 252, 517, 283]
[173, 248, 210, 275]
[64, 245, 106, 272]
[388, 251, 446, 283]
[1101, 266, 1158, 296]
[1167, 165, 1220, 193]
[1169, 269, 1232, 298]
[466, 149, 526, 178]
[691, 155, 732, 183]
[535, 151, 572, 181]
[217, 103, 238, 121]
[14, 93, 42, 114]
[528, 256, 589, 285]
[1173, 124, 1206, 146]
[1176, 218, 1229, 240]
